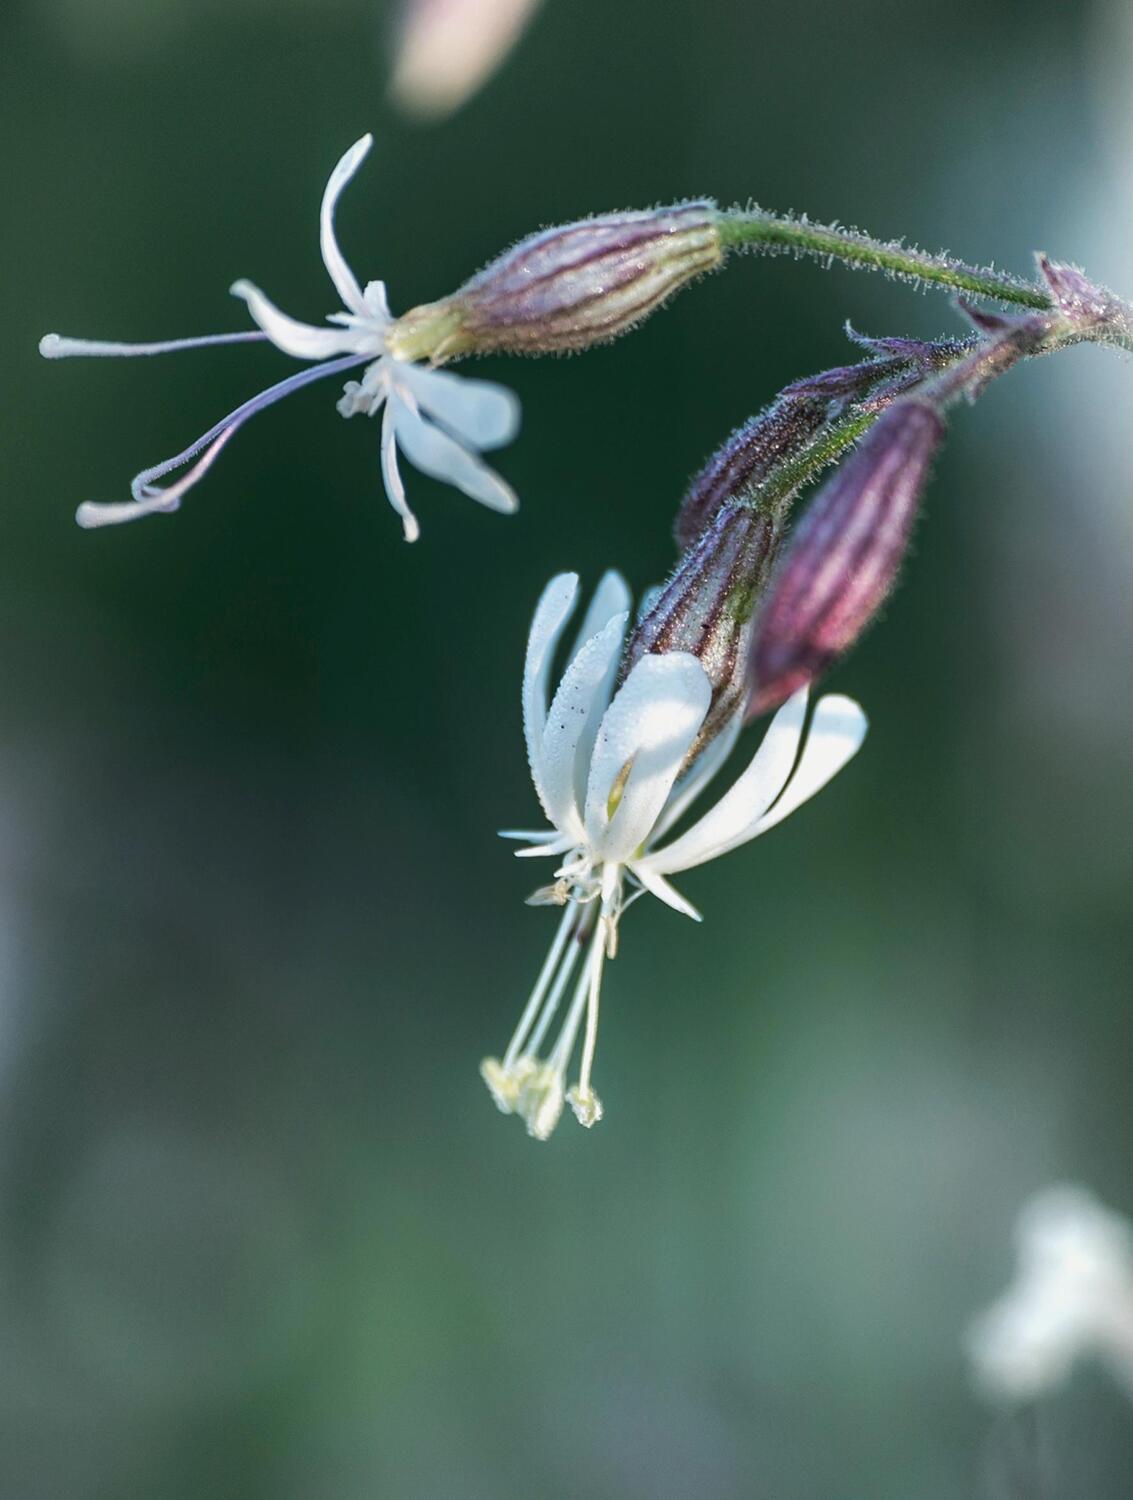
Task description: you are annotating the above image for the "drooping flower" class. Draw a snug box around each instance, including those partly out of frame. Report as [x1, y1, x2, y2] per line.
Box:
[966, 1185, 1133, 1403]
[39, 135, 520, 542]
[481, 570, 868, 1140]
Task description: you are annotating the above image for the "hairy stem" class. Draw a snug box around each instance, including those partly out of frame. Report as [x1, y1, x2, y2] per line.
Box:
[718, 210, 1053, 310]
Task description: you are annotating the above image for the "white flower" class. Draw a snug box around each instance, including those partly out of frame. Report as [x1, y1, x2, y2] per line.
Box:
[481, 570, 869, 1140]
[966, 1185, 1133, 1403]
[39, 134, 520, 542]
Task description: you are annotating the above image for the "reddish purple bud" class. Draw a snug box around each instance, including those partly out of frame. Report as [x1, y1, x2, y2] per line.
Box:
[778, 358, 903, 406]
[627, 499, 780, 752]
[673, 334, 962, 552]
[387, 204, 724, 360]
[749, 399, 944, 715]
[673, 398, 828, 552]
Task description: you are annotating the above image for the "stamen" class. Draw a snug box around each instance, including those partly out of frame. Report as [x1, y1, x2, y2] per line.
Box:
[525, 904, 594, 1057]
[77, 426, 237, 529]
[575, 911, 610, 1105]
[501, 900, 576, 1067]
[74, 354, 369, 529]
[545, 927, 602, 1082]
[40, 331, 269, 359]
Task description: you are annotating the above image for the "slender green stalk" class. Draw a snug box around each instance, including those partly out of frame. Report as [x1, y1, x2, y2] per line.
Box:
[718, 210, 1053, 310]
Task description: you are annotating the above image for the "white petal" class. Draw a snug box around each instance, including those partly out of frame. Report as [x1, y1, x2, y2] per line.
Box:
[750, 693, 868, 835]
[395, 361, 520, 450]
[567, 570, 632, 666]
[640, 689, 810, 876]
[512, 837, 576, 859]
[389, 393, 518, 514]
[497, 827, 575, 860]
[539, 609, 629, 838]
[630, 864, 703, 921]
[230, 279, 355, 360]
[380, 402, 420, 542]
[650, 708, 743, 843]
[584, 653, 711, 866]
[363, 281, 392, 321]
[319, 135, 372, 317]
[522, 573, 580, 824]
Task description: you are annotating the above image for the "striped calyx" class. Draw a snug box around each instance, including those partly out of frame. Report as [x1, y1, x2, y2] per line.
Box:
[386, 203, 724, 360]
[626, 498, 780, 756]
[749, 399, 944, 714]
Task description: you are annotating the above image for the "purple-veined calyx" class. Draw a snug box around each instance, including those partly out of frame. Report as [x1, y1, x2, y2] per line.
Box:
[749, 399, 944, 715]
[387, 203, 725, 361]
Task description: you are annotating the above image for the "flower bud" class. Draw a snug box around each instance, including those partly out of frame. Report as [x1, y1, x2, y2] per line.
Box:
[749, 399, 944, 715]
[385, 203, 724, 361]
[672, 337, 959, 552]
[625, 498, 780, 753]
[673, 398, 828, 552]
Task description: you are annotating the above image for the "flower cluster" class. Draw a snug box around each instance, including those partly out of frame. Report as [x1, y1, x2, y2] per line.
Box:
[41, 130, 1132, 1143]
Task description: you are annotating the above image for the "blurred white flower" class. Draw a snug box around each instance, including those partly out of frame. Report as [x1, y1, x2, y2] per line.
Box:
[966, 1185, 1133, 1401]
[388, 0, 542, 120]
[481, 570, 868, 1140]
[40, 135, 520, 542]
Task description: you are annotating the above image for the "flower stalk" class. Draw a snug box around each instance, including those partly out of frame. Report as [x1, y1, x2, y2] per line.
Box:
[716, 208, 1054, 309]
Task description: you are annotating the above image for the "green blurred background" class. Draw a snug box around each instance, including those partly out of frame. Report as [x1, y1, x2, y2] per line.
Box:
[3, 0, 1133, 1494]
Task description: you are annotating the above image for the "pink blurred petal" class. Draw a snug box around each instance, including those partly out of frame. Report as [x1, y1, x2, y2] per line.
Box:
[389, 0, 543, 119]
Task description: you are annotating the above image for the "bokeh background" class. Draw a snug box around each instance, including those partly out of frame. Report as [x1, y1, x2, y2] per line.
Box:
[3, 0, 1133, 1494]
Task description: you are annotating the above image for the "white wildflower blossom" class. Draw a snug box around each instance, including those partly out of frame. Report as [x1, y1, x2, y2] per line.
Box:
[481, 570, 868, 1140]
[966, 1185, 1133, 1402]
[39, 135, 520, 542]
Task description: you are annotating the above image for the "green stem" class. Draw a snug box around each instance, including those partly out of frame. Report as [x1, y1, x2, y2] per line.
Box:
[718, 210, 1052, 310]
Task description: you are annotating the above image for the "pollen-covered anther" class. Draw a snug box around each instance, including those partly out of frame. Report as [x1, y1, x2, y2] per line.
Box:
[516, 1063, 567, 1141]
[480, 1054, 538, 1114]
[566, 1086, 604, 1128]
[525, 879, 572, 907]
